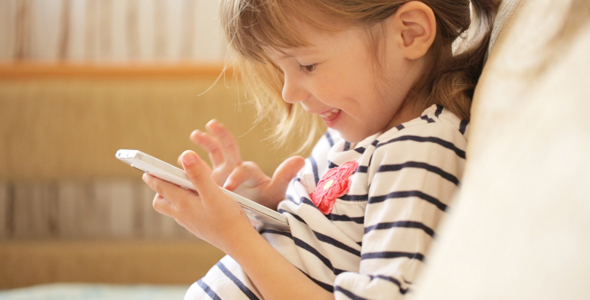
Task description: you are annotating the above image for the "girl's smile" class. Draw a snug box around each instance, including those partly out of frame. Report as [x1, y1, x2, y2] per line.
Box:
[315, 108, 341, 124]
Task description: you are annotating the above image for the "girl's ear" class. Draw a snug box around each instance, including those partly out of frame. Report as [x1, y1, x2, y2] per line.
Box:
[390, 1, 437, 60]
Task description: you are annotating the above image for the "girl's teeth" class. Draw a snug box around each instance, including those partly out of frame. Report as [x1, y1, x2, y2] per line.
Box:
[321, 109, 340, 118]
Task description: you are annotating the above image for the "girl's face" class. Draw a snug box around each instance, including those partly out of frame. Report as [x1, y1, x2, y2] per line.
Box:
[267, 22, 425, 143]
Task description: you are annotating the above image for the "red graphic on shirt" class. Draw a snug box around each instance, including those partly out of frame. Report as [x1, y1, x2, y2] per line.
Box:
[309, 161, 359, 215]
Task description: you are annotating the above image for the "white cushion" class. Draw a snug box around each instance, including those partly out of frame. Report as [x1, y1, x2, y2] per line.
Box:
[412, 0, 590, 298]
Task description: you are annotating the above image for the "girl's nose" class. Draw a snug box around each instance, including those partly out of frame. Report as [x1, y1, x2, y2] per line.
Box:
[282, 74, 309, 104]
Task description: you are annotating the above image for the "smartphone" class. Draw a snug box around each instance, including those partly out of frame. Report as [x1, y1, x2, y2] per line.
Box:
[115, 149, 290, 231]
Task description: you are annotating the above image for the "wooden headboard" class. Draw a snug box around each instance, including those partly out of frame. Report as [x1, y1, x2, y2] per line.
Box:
[0, 63, 312, 289]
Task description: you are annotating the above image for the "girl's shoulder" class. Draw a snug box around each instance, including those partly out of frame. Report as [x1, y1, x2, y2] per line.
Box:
[367, 104, 469, 165]
[379, 104, 469, 144]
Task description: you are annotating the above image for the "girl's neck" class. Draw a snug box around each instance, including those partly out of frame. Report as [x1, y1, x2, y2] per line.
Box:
[386, 94, 429, 131]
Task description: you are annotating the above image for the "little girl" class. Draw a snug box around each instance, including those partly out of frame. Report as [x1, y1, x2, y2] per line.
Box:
[142, 0, 499, 299]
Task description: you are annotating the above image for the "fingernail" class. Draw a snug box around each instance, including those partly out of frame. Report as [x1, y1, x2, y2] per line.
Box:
[183, 152, 197, 166]
[223, 180, 233, 190]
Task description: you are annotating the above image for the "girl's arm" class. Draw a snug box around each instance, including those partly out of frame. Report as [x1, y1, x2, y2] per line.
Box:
[223, 218, 333, 300]
[143, 150, 332, 300]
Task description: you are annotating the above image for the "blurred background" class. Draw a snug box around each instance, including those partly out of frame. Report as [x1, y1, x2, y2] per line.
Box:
[0, 0, 309, 294]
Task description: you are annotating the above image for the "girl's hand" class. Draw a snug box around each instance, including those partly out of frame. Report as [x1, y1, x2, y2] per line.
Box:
[146, 151, 333, 300]
[144, 150, 253, 252]
[182, 119, 243, 187]
[224, 156, 305, 210]
[187, 119, 305, 210]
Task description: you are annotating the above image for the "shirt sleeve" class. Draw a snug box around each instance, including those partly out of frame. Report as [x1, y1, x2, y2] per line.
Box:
[333, 124, 467, 300]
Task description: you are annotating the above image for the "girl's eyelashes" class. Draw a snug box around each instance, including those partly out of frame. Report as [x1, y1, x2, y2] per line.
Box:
[299, 63, 317, 73]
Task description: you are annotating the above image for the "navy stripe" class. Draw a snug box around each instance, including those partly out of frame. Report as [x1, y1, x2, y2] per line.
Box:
[262, 227, 360, 258]
[369, 190, 448, 212]
[328, 161, 339, 169]
[303, 272, 334, 293]
[313, 231, 361, 256]
[361, 251, 425, 261]
[301, 196, 316, 208]
[340, 194, 368, 202]
[396, 124, 405, 131]
[354, 147, 366, 154]
[293, 237, 335, 272]
[289, 235, 348, 275]
[377, 135, 466, 159]
[261, 230, 350, 275]
[216, 262, 260, 300]
[420, 115, 435, 123]
[310, 156, 320, 185]
[278, 208, 307, 224]
[325, 131, 334, 147]
[357, 165, 368, 173]
[197, 279, 222, 300]
[328, 213, 364, 224]
[435, 104, 444, 118]
[377, 161, 460, 186]
[365, 221, 435, 237]
[459, 119, 469, 135]
[286, 194, 296, 203]
[343, 141, 351, 151]
[260, 228, 292, 238]
[369, 275, 410, 295]
[335, 286, 370, 300]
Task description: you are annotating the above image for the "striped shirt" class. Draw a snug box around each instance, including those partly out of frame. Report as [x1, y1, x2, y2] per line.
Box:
[187, 105, 468, 300]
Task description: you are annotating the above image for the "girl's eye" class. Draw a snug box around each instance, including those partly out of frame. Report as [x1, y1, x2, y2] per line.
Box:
[299, 64, 316, 73]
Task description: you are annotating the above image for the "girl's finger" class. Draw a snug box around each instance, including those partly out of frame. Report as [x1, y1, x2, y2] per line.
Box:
[142, 173, 196, 209]
[190, 129, 226, 168]
[152, 193, 176, 217]
[180, 151, 219, 200]
[206, 120, 243, 166]
[270, 156, 306, 191]
[223, 162, 260, 191]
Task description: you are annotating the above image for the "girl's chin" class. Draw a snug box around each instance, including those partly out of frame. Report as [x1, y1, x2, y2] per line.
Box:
[334, 127, 368, 144]
[323, 112, 372, 143]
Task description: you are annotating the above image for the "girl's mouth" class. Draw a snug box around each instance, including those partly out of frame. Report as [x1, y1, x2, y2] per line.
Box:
[319, 109, 341, 122]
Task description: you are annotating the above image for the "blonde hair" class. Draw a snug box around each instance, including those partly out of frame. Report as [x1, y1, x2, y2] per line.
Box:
[220, 0, 500, 150]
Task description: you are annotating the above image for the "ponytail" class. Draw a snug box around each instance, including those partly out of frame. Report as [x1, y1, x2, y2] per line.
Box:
[418, 0, 501, 121]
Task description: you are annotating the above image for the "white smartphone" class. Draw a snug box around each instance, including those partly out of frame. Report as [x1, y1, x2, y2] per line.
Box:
[116, 149, 289, 231]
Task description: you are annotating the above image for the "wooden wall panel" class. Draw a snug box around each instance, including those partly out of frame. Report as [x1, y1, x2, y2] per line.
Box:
[12, 182, 58, 239]
[0, 68, 319, 241]
[0, 240, 225, 289]
[0, 77, 301, 180]
[3, 180, 196, 240]
[0, 1, 18, 60]
[94, 179, 138, 238]
[56, 180, 97, 239]
[0, 183, 8, 239]
[137, 182, 192, 239]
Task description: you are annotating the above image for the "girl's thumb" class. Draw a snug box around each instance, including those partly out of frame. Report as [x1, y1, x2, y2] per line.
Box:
[181, 150, 216, 196]
[272, 156, 305, 186]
